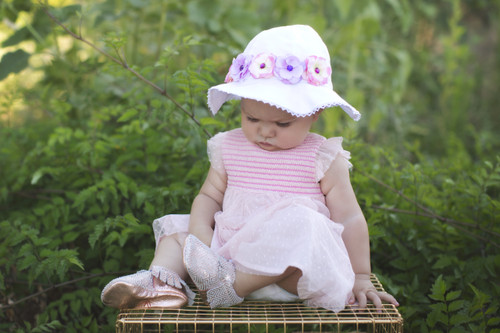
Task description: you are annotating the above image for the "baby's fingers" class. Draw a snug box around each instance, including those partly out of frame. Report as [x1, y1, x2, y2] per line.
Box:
[367, 291, 383, 310]
[379, 291, 399, 307]
[355, 291, 368, 309]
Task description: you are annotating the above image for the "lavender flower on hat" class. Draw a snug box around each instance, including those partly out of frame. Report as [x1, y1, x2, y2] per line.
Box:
[274, 55, 304, 84]
[304, 56, 331, 86]
[225, 53, 252, 83]
[249, 53, 276, 79]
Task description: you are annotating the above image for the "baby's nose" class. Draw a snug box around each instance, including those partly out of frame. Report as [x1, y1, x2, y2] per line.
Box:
[259, 123, 275, 138]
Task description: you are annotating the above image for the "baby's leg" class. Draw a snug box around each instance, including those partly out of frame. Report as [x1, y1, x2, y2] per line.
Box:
[150, 233, 188, 281]
[233, 267, 301, 298]
[185, 234, 302, 308]
[101, 233, 192, 309]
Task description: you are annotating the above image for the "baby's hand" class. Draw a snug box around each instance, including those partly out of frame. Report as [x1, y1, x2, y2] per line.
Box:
[349, 274, 399, 310]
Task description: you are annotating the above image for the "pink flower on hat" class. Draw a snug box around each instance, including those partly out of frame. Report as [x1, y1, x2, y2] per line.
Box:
[225, 53, 253, 83]
[274, 55, 304, 84]
[304, 56, 331, 86]
[249, 53, 276, 79]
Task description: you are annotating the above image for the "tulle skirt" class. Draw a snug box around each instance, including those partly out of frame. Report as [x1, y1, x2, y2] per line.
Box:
[153, 189, 354, 312]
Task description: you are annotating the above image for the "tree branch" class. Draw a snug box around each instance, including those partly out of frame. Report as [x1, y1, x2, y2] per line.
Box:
[369, 204, 500, 249]
[40, 4, 212, 138]
[360, 170, 500, 247]
[1, 271, 133, 309]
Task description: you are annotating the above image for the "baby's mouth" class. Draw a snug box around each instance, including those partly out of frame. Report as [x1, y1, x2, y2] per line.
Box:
[258, 141, 275, 150]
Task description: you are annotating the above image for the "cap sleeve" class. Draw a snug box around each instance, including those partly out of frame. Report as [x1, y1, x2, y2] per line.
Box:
[315, 137, 352, 182]
[207, 131, 226, 174]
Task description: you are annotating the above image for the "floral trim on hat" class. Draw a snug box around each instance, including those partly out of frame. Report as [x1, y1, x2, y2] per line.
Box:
[249, 53, 276, 79]
[224, 53, 331, 86]
[224, 53, 252, 82]
[275, 55, 304, 84]
[304, 56, 331, 86]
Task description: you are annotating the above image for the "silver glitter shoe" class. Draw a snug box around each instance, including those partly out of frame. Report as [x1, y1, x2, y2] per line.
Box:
[183, 234, 243, 308]
[101, 267, 195, 309]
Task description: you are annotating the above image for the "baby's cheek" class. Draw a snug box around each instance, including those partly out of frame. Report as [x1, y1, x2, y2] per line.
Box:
[282, 134, 302, 149]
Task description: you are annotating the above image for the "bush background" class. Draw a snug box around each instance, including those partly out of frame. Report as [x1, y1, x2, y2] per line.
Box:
[1, 0, 499, 332]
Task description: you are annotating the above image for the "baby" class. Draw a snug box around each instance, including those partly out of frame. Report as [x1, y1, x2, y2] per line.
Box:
[101, 25, 399, 312]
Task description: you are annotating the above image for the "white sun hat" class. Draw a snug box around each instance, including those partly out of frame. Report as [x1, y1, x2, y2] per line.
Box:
[207, 25, 361, 120]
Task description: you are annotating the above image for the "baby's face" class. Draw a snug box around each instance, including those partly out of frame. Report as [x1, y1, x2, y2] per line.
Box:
[240, 99, 319, 151]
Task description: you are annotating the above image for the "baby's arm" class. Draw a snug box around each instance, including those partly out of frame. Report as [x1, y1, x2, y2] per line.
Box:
[188, 166, 227, 247]
[320, 157, 398, 309]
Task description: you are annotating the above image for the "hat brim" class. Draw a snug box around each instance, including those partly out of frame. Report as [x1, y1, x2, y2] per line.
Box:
[208, 77, 361, 120]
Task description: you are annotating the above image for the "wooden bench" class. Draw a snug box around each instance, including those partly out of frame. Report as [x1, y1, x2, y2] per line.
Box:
[116, 274, 403, 332]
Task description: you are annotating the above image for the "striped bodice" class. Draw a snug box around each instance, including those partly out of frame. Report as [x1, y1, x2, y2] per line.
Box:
[221, 129, 325, 196]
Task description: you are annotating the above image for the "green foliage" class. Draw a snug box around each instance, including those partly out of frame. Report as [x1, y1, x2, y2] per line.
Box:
[424, 275, 500, 332]
[0, 49, 30, 80]
[1, 0, 499, 332]
[351, 144, 500, 332]
[20, 319, 62, 333]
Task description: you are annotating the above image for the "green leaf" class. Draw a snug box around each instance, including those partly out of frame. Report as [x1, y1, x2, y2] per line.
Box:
[446, 290, 462, 302]
[62, 232, 79, 243]
[18, 254, 37, 271]
[135, 191, 147, 207]
[2, 27, 31, 47]
[144, 201, 155, 216]
[449, 327, 468, 333]
[200, 117, 226, 127]
[430, 303, 446, 313]
[427, 306, 447, 327]
[31, 170, 44, 185]
[448, 300, 465, 312]
[88, 223, 104, 249]
[429, 275, 447, 301]
[432, 255, 454, 269]
[123, 213, 139, 226]
[485, 305, 499, 315]
[117, 182, 128, 199]
[488, 317, 500, 326]
[146, 158, 160, 172]
[117, 108, 138, 122]
[69, 299, 81, 316]
[0, 49, 30, 81]
[72, 186, 97, 213]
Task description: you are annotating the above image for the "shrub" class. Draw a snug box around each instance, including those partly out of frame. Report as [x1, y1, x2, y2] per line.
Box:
[1, 1, 498, 331]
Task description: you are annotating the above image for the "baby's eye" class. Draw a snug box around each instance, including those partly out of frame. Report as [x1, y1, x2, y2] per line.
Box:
[247, 116, 259, 122]
[276, 122, 291, 128]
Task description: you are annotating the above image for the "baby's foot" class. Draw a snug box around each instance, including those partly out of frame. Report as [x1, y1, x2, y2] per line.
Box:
[133, 287, 186, 309]
[183, 234, 243, 308]
[101, 269, 189, 309]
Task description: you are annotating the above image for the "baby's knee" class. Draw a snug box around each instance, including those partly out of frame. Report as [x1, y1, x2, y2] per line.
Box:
[174, 232, 188, 246]
[157, 232, 188, 248]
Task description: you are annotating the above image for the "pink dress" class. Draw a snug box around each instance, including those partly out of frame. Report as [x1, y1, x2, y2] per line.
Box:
[153, 128, 355, 312]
